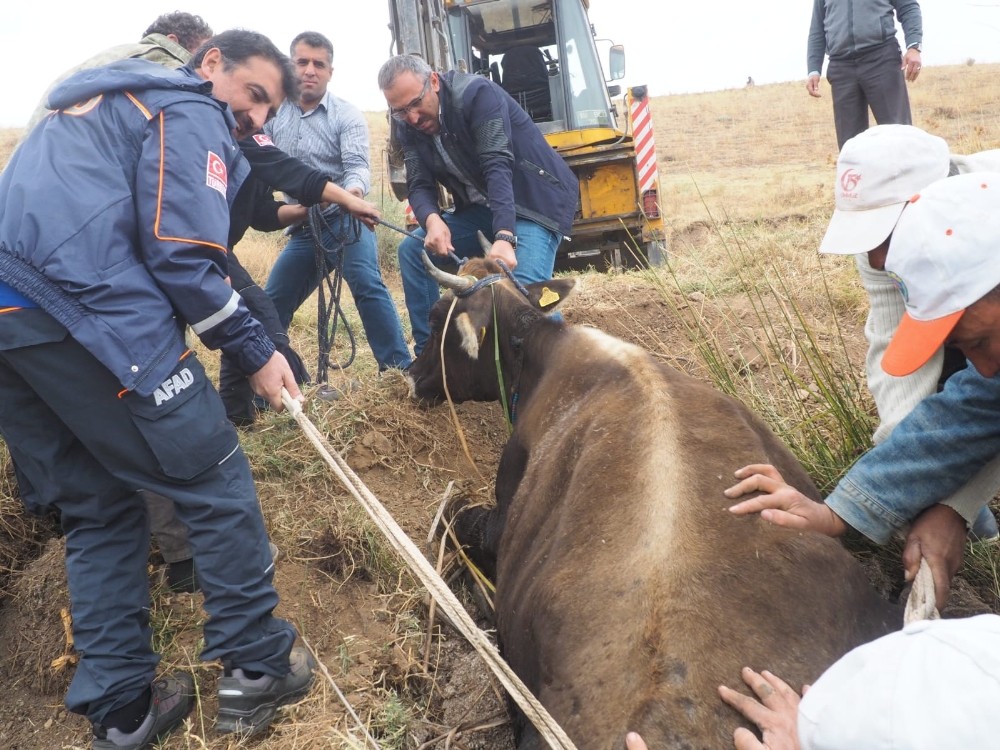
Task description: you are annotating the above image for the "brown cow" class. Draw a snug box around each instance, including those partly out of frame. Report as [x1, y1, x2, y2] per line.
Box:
[407, 257, 899, 750]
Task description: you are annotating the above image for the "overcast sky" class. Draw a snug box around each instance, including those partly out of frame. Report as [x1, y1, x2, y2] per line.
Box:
[1, 1, 998, 127]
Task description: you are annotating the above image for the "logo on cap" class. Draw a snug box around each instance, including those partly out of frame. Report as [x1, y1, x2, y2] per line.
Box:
[840, 168, 862, 193]
[887, 270, 909, 304]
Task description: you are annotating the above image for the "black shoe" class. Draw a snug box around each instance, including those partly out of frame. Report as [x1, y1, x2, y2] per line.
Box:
[216, 646, 316, 737]
[92, 673, 194, 749]
[166, 558, 200, 594]
[316, 380, 362, 401]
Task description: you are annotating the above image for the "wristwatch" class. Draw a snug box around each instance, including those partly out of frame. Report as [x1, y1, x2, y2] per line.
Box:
[907, 43, 922, 52]
[494, 231, 518, 249]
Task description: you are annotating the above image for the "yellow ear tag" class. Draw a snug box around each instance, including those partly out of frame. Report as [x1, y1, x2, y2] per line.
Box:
[479, 327, 487, 345]
[538, 286, 561, 308]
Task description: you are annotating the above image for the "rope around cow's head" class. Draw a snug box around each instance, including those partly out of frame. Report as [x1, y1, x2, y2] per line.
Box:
[374, 218, 529, 297]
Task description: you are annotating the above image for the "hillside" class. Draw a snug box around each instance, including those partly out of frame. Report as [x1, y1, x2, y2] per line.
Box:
[1, 63, 999, 749]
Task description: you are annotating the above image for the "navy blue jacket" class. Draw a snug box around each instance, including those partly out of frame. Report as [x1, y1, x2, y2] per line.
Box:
[394, 71, 578, 238]
[0, 60, 273, 397]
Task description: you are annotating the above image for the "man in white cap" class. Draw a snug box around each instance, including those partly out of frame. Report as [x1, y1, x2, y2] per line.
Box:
[881, 173, 1000, 378]
[819, 125, 1000, 441]
[818, 125, 1000, 542]
[724, 171, 1000, 608]
[627, 614, 1000, 750]
[819, 124, 951, 441]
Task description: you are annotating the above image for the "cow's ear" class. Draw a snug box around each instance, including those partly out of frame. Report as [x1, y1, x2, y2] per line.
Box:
[454, 311, 486, 360]
[525, 277, 577, 313]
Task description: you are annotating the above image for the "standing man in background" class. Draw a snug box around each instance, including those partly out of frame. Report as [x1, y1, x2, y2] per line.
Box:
[807, 0, 923, 149]
[265, 31, 411, 375]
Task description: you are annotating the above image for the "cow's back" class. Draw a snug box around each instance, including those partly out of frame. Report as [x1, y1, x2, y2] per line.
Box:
[495, 327, 899, 749]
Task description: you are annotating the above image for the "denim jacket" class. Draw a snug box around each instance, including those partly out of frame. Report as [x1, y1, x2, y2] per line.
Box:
[826, 364, 1000, 543]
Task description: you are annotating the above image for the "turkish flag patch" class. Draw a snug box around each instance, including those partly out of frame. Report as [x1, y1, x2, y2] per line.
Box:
[252, 133, 275, 148]
[206, 151, 228, 196]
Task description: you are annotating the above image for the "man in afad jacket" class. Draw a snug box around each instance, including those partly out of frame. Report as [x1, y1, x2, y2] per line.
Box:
[0, 30, 314, 749]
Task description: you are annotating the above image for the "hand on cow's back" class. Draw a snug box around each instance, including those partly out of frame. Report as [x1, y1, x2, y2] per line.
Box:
[725, 464, 849, 537]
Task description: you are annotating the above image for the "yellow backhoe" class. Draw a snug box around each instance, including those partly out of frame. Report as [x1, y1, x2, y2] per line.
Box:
[386, 0, 666, 271]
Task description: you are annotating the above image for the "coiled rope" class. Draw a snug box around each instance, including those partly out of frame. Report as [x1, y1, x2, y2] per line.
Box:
[308, 205, 358, 386]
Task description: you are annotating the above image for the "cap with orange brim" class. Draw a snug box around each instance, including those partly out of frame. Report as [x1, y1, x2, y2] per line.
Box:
[882, 173, 1000, 378]
[882, 310, 965, 377]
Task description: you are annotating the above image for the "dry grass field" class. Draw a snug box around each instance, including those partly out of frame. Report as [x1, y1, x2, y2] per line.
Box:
[1, 63, 999, 749]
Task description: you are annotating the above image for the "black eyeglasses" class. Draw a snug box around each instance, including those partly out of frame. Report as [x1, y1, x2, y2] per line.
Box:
[389, 76, 431, 122]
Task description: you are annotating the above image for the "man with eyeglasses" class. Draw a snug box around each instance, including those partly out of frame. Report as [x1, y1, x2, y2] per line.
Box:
[378, 54, 579, 355]
[264, 31, 411, 375]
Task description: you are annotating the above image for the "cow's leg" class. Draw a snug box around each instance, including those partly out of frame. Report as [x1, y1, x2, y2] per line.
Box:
[447, 434, 528, 575]
[447, 499, 496, 580]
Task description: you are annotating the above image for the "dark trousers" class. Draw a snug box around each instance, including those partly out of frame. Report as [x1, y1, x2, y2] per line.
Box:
[219, 251, 309, 424]
[827, 41, 912, 149]
[0, 310, 295, 724]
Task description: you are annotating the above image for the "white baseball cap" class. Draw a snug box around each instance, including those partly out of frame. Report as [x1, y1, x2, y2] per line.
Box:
[882, 173, 1000, 377]
[818, 125, 950, 255]
[798, 614, 1000, 750]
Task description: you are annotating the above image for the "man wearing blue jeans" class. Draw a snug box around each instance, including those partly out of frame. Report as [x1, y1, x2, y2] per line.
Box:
[265, 31, 410, 370]
[378, 54, 579, 355]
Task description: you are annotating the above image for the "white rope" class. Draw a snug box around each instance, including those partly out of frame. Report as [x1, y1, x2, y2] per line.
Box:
[280, 389, 579, 750]
[904, 557, 940, 625]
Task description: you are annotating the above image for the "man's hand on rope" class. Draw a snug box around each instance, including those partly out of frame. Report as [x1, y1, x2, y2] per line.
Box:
[423, 213, 454, 257]
[341, 193, 381, 230]
[250, 351, 303, 412]
[319, 182, 381, 230]
[903, 504, 966, 607]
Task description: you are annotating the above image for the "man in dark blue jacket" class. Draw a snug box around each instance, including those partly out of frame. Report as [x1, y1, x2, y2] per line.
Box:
[0, 31, 315, 749]
[378, 54, 578, 354]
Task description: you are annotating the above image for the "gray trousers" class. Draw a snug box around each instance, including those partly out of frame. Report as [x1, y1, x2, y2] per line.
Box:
[143, 491, 192, 563]
[827, 41, 912, 149]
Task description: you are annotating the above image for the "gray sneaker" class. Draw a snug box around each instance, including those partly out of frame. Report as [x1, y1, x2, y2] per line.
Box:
[216, 646, 316, 736]
[92, 672, 194, 749]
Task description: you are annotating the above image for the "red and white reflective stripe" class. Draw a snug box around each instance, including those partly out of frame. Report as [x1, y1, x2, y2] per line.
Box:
[630, 94, 658, 193]
[403, 200, 418, 227]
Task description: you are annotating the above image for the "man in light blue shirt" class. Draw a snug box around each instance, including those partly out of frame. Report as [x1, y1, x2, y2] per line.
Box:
[264, 31, 411, 372]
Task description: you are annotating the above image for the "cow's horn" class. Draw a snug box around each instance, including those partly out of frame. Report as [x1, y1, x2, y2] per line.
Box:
[421, 251, 474, 291]
[476, 229, 492, 253]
